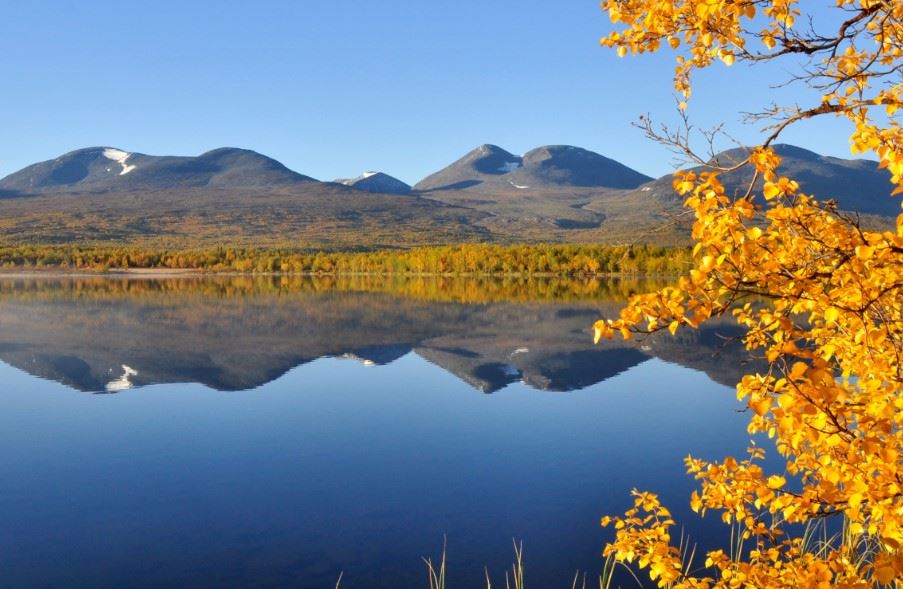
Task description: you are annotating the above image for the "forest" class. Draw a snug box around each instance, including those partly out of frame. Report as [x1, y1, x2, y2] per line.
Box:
[0, 243, 692, 276]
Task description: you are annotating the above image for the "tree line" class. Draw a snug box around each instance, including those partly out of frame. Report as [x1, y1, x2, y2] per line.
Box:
[0, 243, 692, 276]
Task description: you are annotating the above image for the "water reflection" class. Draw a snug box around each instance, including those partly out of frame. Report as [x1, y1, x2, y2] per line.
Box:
[0, 275, 758, 394]
[0, 276, 774, 588]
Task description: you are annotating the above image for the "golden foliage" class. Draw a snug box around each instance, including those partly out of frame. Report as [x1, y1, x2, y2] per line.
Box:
[596, 1, 903, 586]
[0, 243, 690, 276]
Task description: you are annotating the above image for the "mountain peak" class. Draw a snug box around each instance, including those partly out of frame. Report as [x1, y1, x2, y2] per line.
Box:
[336, 171, 412, 195]
[513, 145, 652, 188]
[414, 144, 523, 191]
[473, 144, 514, 155]
[415, 143, 651, 191]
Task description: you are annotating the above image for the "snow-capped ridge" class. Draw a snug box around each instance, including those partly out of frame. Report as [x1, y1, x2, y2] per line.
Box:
[102, 148, 136, 175]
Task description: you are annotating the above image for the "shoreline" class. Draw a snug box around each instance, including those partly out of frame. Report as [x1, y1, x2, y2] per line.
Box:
[0, 267, 677, 279]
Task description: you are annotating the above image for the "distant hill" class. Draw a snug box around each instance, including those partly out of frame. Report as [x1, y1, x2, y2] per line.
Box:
[631, 144, 897, 216]
[413, 144, 653, 192]
[336, 171, 412, 195]
[0, 143, 896, 248]
[0, 146, 315, 194]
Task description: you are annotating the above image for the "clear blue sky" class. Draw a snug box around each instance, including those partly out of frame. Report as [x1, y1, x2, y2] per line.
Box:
[1, 1, 853, 184]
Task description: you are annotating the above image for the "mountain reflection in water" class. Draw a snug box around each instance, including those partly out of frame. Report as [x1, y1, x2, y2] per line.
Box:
[0, 275, 758, 394]
[0, 275, 780, 589]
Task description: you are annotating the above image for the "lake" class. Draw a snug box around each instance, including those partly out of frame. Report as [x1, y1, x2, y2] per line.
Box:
[0, 275, 769, 588]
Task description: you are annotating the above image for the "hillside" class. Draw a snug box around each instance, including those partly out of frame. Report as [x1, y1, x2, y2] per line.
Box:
[0, 143, 896, 249]
[0, 184, 490, 248]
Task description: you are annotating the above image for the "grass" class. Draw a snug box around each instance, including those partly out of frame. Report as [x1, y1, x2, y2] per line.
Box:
[334, 539, 640, 588]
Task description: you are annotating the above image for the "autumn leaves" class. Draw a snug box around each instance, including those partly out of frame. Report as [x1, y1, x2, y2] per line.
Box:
[596, 0, 903, 586]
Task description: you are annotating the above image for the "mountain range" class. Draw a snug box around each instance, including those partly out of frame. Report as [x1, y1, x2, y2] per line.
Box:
[0, 143, 896, 247]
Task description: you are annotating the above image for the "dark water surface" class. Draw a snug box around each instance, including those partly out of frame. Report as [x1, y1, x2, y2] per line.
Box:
[0, 276, 769, 588]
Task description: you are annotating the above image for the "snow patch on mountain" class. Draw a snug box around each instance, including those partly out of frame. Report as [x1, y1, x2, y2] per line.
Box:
[499, 161, 521, 173]
[103, 148, 136, 176]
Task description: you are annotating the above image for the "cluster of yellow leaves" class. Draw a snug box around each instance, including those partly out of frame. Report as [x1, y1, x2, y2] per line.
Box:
[597, 149, 903, 586]
[600, 0, 903, 114]
[600, 0, 800, 102]
[597, 2, 903, 586]
[603, 491, 895, 588]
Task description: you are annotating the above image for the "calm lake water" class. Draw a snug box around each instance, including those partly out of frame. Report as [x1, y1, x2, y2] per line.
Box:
[0, 276, 771, 588]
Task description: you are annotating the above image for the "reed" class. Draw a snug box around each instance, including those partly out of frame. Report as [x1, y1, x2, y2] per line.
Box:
[335, 539, 643, 588]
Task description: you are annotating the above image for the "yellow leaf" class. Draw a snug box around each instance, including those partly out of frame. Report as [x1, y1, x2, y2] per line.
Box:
[593, 320, 612, 344]
[789, 362, 808, 380]
[855, 245, 874, 259]
[750, 396, 771, 416]
[767, 475, 786, 489]
[874, 565, 896, 584]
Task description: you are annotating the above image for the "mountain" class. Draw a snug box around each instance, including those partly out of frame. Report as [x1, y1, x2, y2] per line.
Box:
[336, 171, 412, 194]
[0, 147, 489, 248]
[0, 143, 896, 249]
[413, 145, 523, 191]
[0, 146, 316, 194]
[512, 145, 654, 189]
[413, 144, 653, 192]
[630, 144, 897, 216]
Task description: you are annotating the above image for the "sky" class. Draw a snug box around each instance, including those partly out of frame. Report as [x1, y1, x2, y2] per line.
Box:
[1, 1, 855, 184]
